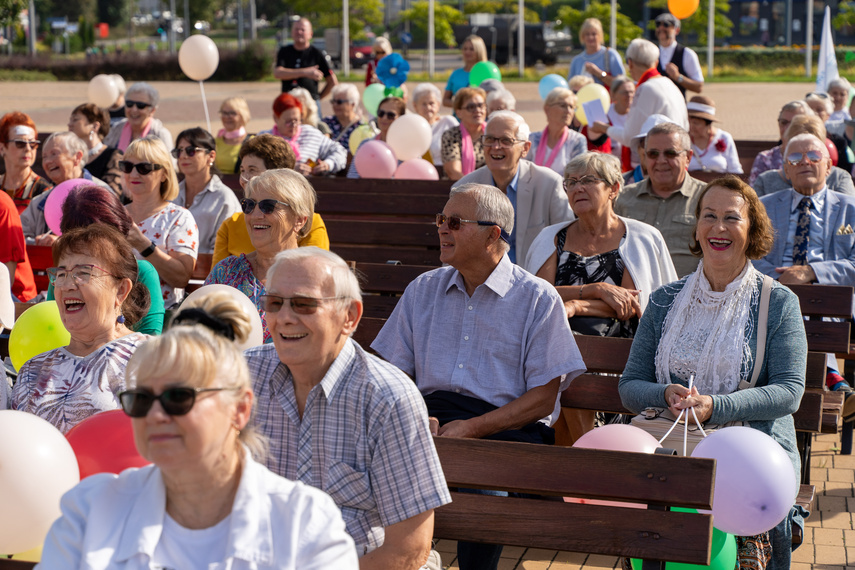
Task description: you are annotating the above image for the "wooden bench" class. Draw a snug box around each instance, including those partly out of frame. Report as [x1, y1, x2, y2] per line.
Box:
[433, 436, 718, 569]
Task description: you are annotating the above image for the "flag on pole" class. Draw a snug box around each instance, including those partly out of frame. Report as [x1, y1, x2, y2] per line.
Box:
[816, 5, 839, 93]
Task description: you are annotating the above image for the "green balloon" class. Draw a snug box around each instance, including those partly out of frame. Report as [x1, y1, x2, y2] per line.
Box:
[468, 61, 502, 87]
[629, 509, 736, 570]
[362, 83, 386, 117]
[384, 86, 404, 98]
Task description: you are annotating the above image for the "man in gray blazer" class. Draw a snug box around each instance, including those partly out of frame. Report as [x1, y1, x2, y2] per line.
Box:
[452, 111, 573, 265]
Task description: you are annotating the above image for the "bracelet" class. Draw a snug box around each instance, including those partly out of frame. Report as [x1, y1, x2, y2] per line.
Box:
[677, 75, 684, 84]
[140, 240, 157, 258]
[579, 285, 585, 300]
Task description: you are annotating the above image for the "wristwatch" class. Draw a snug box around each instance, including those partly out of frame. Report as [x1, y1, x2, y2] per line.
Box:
[677, 75, 684, 84]
[601, 71, 607, 78]
[140, 240, 157, 257]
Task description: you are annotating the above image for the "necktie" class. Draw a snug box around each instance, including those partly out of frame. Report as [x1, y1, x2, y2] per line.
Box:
[793, 197, 811, 265]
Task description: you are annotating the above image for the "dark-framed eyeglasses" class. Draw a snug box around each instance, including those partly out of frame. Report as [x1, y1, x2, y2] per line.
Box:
[655, 21, 674, 28]
[786, 150, 824, 165]
[481, 135, 525, 148]
[240, 198, 290, 215]
[118, 161, 163, 175]
[563, 175, 607, 191]
[118, 386, 236, 417]
[331, 99, 352, 105]
[9, 139, 39, 150]
[463, 102, 486, 113]
[47, 264, 115, 286]
[645, 149, 686, 160]
[171, 146, 208, 158]
[260, 294, 342, 314]
[377, 110, 398, 120]
[125, 100, 153, 110]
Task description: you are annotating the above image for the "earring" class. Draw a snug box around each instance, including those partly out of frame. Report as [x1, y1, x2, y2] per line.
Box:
[89, 130, 96, 142]
[117, 314, 126, 324]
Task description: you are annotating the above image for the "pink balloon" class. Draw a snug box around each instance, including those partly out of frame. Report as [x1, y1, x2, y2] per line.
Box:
[354, 140, 397, 179]
[573, 423, 662, 454]
[691, 426, 797, 536]
[44, 178, 88, 236]
[394, 158, 440, 180]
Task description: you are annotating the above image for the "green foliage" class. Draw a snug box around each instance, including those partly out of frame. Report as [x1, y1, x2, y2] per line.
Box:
[0, 0, 25, 29]
[289, 0, 383, 32]
[557, 0, 642, 47]
[78, 17, 95, 49]
[833, 1, 855, 32]
[97, 0, 128, 28]
[460, 0, 545, 23]
[646, 0, 733, 44]
[399, 2, 466, 47]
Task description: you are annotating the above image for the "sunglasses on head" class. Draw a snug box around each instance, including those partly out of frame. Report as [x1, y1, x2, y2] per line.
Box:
[260, 294, 341, 314]
[171, 146, 208, 159]
[118, 161, 163, 175]
[377, 110, 398, 119]
[9, 139, 39, 150]
[240, 198, 290, 215]
[125, 100, 152, 110]
[118, 386, 235, 417]
[786, 150, 824, 165]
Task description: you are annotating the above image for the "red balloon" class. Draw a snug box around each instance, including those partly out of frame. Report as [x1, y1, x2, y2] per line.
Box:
[826, 138, 839, 166]
[65, 409, 150, 479]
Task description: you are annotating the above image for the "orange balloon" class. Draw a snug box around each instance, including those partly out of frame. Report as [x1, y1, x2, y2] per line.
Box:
[667, 0, 699, 20]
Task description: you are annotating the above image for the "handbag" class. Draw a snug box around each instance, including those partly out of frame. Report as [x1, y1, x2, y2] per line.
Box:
[630, 275, 773, 456]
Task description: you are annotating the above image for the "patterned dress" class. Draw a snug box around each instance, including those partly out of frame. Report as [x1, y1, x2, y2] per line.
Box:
[11, 333, 148, 433]
[204, 253, 270, 343]
[136, 205, 198, 309]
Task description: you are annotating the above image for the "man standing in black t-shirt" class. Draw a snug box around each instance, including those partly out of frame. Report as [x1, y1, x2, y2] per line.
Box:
[274, 18, 337, 101]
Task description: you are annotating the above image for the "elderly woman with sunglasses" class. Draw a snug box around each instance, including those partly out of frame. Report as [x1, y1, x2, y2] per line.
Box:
[205, 169, 314, 343]
[0, 111, 52, 214]
[215, 97, 252, 175]
[442, 87, 488, 180]
[122, 137, 198, 309]
[38, 290, 358, 569]
[103, 82, 174, 153]
[346, 96, 406, 178]
[322, 83, 365, 153]
[172, 127, 241, 255]
[11, 223, 150, 433]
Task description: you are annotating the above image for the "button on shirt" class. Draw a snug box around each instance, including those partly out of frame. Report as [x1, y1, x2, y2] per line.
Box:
[371, 255, 586, 424]
[782, 188, 828, 266]
[245, 340, 451, 555]
[494, 167, 521, 263]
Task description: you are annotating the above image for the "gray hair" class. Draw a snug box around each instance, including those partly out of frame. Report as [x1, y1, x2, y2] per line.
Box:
[267, 246, 363, 307]
[245, 169, 316, 237]
[126, 82, 160, 108]
[449, 183, 515, 252]
[645, 122, 691, 153]
[290, 87, 320, 127]
[45, 131, 87, 158]
[411, 83, 442, 106]
[564, 153, 623, 195]
[780, 100, 815, 118]
[784, 132, 828, 157]
[626, 38, 659, 69]
[828, 77, 852, 93]
[487, 89, 516, 111]
[486, 110, 530, 141]
[805, 92, 834, 116]
[544, 87, 575, 107]
[331, 83, 360, 105]
[610, 75, 633, 95]
[479, 79, 504, 95]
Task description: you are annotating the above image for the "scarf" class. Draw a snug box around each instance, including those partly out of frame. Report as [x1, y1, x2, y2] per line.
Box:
[635, 67, 661, 88]
[655, 260, 759, 396]
[217, 126, 247, 142]
[534, 126, 569, 169]
[460, 123, 484, 176]
[117, 120, 153, 152]
[272, 124, 302, 162]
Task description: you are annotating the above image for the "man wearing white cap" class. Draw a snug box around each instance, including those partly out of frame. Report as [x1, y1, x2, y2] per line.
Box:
[654, 13, 704, 97]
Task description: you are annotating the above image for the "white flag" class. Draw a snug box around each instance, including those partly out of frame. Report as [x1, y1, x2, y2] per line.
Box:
[816, 5, 839, 93]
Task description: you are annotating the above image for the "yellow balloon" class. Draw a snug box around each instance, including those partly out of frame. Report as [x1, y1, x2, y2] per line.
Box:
[11, 545, 42, 562]
[349, 124, 378, 155]
[575, 83, 611, 126]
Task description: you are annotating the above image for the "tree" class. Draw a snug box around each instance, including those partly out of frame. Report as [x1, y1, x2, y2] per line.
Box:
[0, 0, 25, 29]
[399, 1, 466, 46]
[557, 0, 642, 47]
[288, 0, 383, 34]
[646, 0, 733, 45]
[833, 0, 855, 33]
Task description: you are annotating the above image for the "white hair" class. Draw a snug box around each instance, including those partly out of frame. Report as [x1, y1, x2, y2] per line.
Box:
[412, 83, 442, 106]
[805, 92, 834, 116]
[828, 77, 851, 93]
[784, 132, 828, 157]
[626, 39, 659, 69]
[290, 87, 320, 127]
[267, 247, 362, 306]
[487, 89, 516, 111]
[486, 110, 530, 141]
[449, 183, 515, 252]
[45, 131, 87, 158]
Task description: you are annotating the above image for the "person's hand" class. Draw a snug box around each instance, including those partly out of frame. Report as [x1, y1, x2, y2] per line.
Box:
[294, 162, 313, 176]
[305, 65, 324, 81]
[34, 232, 57, 246]
[437, 419, 480, 438]
[126, 221, 149, 251]
[584, 62, 604, 77]
[311, 160, 330, 175]
[428, 417, 439, 436]
[665, 62, 681, 81]
[775, 265, 817, 284]
[590, 121, 610, 135]
[592, 283, 641, 320]
[665, 385, 714, 424]
[563, 299, 579, 319]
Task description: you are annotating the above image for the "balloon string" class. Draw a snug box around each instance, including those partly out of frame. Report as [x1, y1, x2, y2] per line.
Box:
[199, 81, 211, 134]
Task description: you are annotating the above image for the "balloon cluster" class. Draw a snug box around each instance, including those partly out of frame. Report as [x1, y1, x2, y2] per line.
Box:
[353, 114, 439, 180]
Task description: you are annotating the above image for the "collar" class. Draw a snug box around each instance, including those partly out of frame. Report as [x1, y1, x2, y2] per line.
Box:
[446, 254, 515, 298]
[790, 186, 827, 213]
[638, 174, 695, 198]
[314, 338, 356, 402]
[659, 41, 677, 57]
[636, 67, 661, 87]
[490, 163, 522, 193]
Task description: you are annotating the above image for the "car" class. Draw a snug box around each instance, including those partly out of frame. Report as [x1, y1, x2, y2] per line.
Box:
[349, 38, 373, 68]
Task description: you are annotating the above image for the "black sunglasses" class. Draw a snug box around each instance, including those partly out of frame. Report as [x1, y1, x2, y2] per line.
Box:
[436, 213, 496, 231]
[171, 146, 208, 159]
[377, 110, 398, 119]
[241, 198, 290, 215]
[118, 386, 235, 417]
[118, 161, 164, 175]
[9, 139, 39, 150]
[656, 22, 674, 28]
[260, 294, 341, 314]
[125, 100, 152, 110]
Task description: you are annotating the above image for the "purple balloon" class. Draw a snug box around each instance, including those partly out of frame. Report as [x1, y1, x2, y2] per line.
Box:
[44, 178, 88, 236]
[354, 140, 397, 179]
[691, 426, 798, 536]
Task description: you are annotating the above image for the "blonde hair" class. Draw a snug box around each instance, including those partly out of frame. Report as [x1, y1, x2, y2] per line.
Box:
[245, 169, 316, 237]
[580, 18, 604, 41]
[290, 87, 320, 128]
[124, 137, 180, 201]
[463, 35, 488, 62]
[220, 97, 251, 126]
[568, 75, 594, 93]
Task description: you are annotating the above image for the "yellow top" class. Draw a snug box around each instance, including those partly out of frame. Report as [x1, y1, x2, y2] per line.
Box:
[211, 212, 330, 268]
[214, 136, 244, 174]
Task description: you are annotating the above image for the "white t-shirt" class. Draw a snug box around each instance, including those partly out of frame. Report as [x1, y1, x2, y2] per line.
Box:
[136, 204, 199, 308]
[658, 42, 704, 82]
[151, 513, 231, 569]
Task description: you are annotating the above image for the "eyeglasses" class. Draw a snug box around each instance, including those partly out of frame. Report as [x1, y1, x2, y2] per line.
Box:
[260, 294, 342, 314]
[563, 175, 607, 190]
[436, 213, 498, 231]
[332, 99, 352, 105]
[9, 139, 39, 150]
[463, 102, 486, 113]
[125, 100, 153, 110]
[655, 22, 674, 28]
[645, 149, 686, 160]
[118, 386, 236, 417]
[481, 135, 525, 148]
[171, 146, 208, 158]
[240, 198, 290, 215]
[47, 264, 115, 287]
[786, 150, 824, 165]
[118, 161, 164, 175]
[550, 103, 576, 111]
[377, 110, 398, 120]
[219, 110, 238, 117]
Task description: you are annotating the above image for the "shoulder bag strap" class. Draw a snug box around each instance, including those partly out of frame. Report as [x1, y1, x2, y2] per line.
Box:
[739, 275, 773, 390]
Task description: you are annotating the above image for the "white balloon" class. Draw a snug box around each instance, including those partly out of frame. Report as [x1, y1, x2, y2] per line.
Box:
[87, 74, 119, 108]
[0, 411, 80, 554]
[386, 114, 433, 161]
[178, 35, 219, 81]
[181, 284, 264, 349]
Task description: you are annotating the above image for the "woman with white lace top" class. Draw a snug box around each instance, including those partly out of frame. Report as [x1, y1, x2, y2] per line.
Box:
[619, 175, 807, 570]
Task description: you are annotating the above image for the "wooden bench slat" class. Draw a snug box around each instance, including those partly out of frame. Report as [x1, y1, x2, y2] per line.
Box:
[788, 284, 854, 318]
[318, 192, 447, 219]
[793, 391, 824, 432]
[353, 263, 433, 293]
[560, 374, 628, 412]
[803, 321, 852, 354]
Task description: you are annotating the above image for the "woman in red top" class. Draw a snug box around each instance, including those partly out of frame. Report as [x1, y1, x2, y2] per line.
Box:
[0, 190, 37, 301]
[0, 112, 52, 214]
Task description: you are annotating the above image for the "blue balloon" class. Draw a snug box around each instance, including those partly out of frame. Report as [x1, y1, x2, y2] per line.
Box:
[538, 74, 569, 100]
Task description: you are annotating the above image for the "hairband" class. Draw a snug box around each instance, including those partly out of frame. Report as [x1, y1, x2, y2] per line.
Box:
[171, 308, 235, 340]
